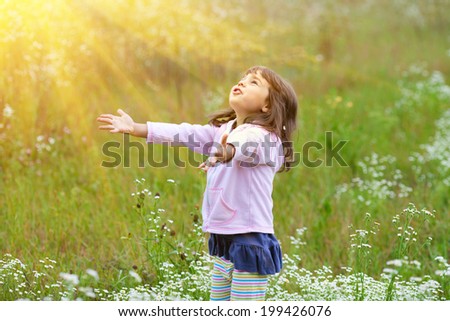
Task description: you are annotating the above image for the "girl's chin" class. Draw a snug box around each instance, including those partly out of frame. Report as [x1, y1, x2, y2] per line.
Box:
[227, 103, 237, 111]
[228, 100, 243, 109]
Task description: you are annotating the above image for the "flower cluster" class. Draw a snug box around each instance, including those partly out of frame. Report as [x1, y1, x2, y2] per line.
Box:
[335, 153, 412, 204]
[434, 256, 450, 277]
[391, 203, 435, 259]
[130, 177, 204, 280]
[395, 64, 450, 110]
[100, 255, 213, 301]
[289, 227, 308, 250]
[409, 109, 450, 186]
[3, 104, 14, 119]
[0, 104, 14, 142]
[266, 255, 442, 301]
[35, 135, 56, 153]
[2, 180, 447, 302]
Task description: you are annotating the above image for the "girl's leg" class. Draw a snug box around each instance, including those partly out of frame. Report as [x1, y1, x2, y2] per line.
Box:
[230, 270, 268, 301]
[210, 257, 234, 301]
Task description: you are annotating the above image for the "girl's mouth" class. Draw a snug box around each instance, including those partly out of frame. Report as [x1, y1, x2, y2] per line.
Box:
[232, 87, 242, 94]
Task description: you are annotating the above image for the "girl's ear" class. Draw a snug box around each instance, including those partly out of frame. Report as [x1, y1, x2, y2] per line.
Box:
[261, 104, 270, 113]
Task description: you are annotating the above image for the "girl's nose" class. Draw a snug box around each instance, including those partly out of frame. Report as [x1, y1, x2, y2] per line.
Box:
[238, 80, 245, 87]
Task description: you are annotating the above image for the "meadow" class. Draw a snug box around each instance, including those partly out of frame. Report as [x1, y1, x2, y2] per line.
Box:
[0, 0, 449, 300]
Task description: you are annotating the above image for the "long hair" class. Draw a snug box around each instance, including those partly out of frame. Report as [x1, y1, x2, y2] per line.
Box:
[207, 66, 298, 172]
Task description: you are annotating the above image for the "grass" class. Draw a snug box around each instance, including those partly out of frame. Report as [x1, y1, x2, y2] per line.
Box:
[0, 191, 447, 300]
[0, 0, 449, 300]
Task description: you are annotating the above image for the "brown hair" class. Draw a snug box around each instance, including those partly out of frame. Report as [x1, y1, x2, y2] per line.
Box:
[207, 66, 298, 172]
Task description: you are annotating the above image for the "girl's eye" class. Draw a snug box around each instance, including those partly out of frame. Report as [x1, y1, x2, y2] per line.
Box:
[251, 81, 258, 85]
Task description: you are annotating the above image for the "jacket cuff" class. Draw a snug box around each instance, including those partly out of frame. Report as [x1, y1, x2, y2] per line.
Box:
[146, 121, 153, 144]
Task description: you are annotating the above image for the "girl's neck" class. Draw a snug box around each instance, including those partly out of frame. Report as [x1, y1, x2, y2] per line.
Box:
[235, 114, 245, 127]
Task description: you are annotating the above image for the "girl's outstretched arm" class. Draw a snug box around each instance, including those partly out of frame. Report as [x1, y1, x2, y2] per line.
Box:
[146, 121, 219, 156]
[97, 109, 148, 138]
[98, 109, 220, 156]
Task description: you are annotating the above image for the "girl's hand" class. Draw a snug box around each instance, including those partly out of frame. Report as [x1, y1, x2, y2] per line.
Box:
[97, 109, 135, 134]
[198, 134, 235, 173]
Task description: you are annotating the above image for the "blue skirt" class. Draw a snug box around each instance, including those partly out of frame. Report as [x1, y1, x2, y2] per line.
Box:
[208, 233, 283, 275]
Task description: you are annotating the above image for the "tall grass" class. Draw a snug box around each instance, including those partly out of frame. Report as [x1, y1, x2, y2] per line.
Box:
[0, 188, 447, 300]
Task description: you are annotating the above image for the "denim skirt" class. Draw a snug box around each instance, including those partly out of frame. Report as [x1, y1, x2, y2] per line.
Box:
[208, 232, 282, 275]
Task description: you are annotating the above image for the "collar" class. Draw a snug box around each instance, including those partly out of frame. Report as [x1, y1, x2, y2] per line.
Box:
[228, 118, 237, 133]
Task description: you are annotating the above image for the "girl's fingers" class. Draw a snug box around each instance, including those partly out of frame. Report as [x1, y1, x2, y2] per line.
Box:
[98, 114, 115, 119]
[221, 133, 228, 146]
[207, 157, 218, 166]
[198, 163, 208, 172]
[97, 117, 113, 124]
[98, 125, 115, 130]
[97, 111, 130, 133]
[198, 161, 210, 172]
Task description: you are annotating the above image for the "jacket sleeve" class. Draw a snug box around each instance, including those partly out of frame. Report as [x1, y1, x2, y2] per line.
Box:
[146, 121, 218, 156]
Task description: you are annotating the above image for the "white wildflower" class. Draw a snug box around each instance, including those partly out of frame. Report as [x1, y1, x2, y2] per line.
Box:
[386, 259, 403, 267]
[59, 273, 79, 285]
[79, 287, 96, 298]
[382, 268, 398, 275]
[410, 260, 421, 269]
[435, 270, 450, 277]
[86, 269, 99, 281]
[3, 104, 13, 118]
[129, 270, 142, 283]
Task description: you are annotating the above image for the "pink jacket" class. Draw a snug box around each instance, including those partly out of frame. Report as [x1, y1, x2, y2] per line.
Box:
[146, 119, 284, 235]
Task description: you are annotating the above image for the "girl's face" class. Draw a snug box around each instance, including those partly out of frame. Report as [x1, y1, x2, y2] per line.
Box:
[229, 71, 270, 117]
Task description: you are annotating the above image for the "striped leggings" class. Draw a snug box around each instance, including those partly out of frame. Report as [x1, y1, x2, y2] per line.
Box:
[210, 256, 268, 301]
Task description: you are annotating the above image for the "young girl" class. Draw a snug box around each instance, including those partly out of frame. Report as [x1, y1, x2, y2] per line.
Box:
[97, 66, 298, 301]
